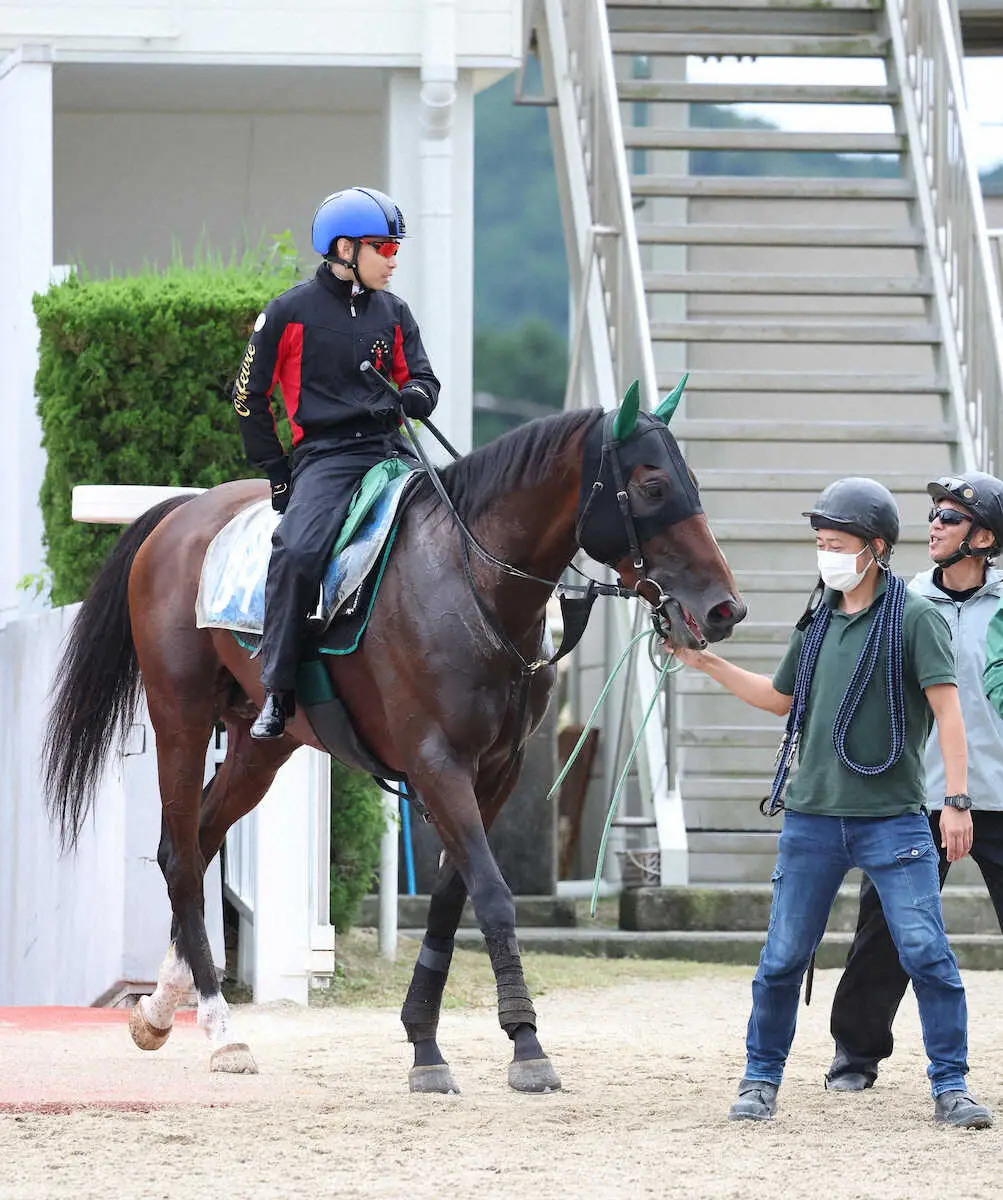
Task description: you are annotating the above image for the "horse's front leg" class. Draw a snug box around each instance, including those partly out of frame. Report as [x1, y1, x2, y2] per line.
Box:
[401, 861, 467, 1094]
[413, 770, 561, 1094]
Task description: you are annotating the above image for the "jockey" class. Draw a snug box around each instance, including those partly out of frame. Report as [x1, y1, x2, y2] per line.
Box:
[232, 186, 440, 739]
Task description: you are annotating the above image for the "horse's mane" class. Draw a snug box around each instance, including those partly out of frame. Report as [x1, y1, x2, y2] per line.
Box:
[413, 408, 603, 525]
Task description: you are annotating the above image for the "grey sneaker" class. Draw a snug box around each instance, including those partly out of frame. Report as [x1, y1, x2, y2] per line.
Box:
[728, 1078, 779, 1122]
[933, 1090, 994, 1129]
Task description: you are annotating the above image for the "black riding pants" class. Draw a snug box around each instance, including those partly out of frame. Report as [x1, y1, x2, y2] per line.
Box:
[830, 809, 1003, 1077]
[260, 433, 410, 694]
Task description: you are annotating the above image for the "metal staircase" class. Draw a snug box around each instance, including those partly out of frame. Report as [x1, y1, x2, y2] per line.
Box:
[528, 0, 1003, 885]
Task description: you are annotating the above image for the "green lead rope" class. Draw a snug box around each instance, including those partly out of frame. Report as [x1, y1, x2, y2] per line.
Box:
[546, 630, 682, 917]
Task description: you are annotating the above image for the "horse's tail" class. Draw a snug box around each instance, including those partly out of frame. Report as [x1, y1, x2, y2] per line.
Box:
[43, 495, 196, 849]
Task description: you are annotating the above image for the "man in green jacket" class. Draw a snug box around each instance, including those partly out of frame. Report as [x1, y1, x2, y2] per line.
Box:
[675, 477, 992, 1128]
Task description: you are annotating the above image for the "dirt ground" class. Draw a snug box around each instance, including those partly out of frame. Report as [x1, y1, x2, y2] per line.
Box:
[2, 966, 1002, 1200]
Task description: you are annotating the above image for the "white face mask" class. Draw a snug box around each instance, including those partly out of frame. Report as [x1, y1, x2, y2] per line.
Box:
[817, 548, 870, 593]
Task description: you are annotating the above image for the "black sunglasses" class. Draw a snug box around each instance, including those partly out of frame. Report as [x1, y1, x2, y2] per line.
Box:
[929, 507, 973, 526]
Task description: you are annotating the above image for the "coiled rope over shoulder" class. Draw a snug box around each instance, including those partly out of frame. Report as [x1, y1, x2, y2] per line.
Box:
[763, 573, 908, 818]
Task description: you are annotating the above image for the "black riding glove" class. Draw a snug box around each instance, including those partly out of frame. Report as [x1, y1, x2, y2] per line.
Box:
[399, 381, 435, 421]
[269, 463, 292, 514]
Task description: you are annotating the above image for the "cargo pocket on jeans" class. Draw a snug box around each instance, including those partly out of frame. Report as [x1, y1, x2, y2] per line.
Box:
[767, 866, 783, 934]
[893, 841, 940, 906]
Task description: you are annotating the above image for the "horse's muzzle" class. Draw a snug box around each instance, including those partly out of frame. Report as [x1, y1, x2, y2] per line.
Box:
[702, 596, 747, 643]
[655, 594, 746, 650]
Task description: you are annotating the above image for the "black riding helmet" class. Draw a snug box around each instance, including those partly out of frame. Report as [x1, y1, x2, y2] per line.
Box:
[803, 477, 900, 563]
[927, 472, 1003, 564]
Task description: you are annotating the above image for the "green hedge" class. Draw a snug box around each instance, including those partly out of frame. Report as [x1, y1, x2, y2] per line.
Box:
[33, 251, 298, 604]
[330, 761, 387, 933]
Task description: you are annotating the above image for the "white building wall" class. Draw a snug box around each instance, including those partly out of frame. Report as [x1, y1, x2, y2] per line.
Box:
[0, 48, 52, 625]
[55, 109, 385, 275]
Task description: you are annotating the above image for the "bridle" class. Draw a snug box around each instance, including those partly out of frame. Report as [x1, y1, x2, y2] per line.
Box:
[360, 364, 691, 675]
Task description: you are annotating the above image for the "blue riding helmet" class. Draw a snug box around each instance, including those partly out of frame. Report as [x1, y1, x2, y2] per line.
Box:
[311, 187, 406, 256]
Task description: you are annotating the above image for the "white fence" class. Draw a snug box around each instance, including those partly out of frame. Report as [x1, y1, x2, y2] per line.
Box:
[0, 605, 223, 1005]
[0, 604, 333, 1006]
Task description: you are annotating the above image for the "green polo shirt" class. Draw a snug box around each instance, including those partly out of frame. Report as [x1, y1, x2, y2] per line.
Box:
[772, 578, 956, 818]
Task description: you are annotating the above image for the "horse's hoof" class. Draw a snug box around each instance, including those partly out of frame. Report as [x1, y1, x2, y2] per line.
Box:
[408, 1064, 461, 1095]
[129, 1001, 172, 1052]
[209, 1042, 258, 1074]
[508, 1057, 562, 1094]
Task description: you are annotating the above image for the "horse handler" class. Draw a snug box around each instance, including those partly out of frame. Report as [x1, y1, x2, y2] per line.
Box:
[674, 477, 993, 1128]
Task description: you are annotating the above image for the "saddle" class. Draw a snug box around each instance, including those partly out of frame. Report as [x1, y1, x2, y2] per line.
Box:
[195, 460, 416, 647]
[195, 461, 418, 786]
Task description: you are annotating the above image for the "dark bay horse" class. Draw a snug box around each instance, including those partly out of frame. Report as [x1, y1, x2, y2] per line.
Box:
[42, 383, 745, 1093]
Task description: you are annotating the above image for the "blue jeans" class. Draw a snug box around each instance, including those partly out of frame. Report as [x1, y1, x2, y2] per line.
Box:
[746, 810, 968, 1097]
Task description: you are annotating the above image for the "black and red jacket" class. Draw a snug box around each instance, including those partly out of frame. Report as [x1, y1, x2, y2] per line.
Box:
[232, 265, 440, 480]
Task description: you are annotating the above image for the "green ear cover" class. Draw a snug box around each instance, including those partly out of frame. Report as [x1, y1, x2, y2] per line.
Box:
[654, 372, 689, 424]
[612, 379, 641, 440]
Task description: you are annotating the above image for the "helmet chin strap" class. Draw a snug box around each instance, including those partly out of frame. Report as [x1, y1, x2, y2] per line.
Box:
[934, 530, 991, 570]
[327, 238, 363, 285]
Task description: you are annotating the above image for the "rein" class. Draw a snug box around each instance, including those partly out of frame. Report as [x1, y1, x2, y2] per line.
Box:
[361, 363, 658, 676]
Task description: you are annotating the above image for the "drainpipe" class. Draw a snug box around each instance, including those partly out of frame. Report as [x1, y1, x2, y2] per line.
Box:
[419, 0, 460, 450]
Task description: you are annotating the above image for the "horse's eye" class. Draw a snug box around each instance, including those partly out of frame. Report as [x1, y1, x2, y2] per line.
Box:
[641, 481, 665, 501]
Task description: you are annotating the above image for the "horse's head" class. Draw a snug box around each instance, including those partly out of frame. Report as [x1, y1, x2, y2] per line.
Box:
[576, 378, 746, 648]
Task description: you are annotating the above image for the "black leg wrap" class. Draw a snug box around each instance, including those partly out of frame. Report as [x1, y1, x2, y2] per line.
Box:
[484, 926, 537, 1037]
[400, 934, 454, 1044]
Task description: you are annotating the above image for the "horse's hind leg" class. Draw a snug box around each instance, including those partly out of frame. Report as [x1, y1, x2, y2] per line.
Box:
[128, 799, 205, 1052]
[402, 861, 467, 1094]
[136, 714, 294, 1072]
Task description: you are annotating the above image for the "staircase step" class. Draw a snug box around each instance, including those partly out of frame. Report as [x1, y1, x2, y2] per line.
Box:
[607, 0, 881, 9]
[621, 884, 1003, 936]
[667, 371, 943, 393]
[645, 273, 930, 297]
[674, 418, 951, 442]
[624, 128, 902, 153]
[651, 320, 938, 344]
[425, 927, 1003, 968]
[618, 81, 897, 105]
[608, 5, 880, 37]
[711, 519, 931, 543]
[631, 175, 913, 200]
[678, 725, 783, 748]
[731, 570, 818, 592]
[681, 776, 774, 801]
[611, 32, 888, 56]
[638, 225, 922, 248]
[698, 469, 930, 492]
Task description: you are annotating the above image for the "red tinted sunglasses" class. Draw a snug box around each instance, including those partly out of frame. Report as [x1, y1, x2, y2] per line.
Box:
[360, 238, 401, 259]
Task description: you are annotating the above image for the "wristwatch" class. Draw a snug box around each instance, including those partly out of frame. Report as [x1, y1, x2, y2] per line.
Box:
[944, 793, 973, 811]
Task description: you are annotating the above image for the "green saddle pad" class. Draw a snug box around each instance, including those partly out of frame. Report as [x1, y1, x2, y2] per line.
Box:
[333, 457, 413, 556]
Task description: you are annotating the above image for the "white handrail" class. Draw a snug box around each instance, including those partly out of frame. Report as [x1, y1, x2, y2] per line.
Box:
[547, 0, 659, 412]
[887, 0, 1003, 472]
[531, 0, 685, 883]
[990, 229, 1003, 299]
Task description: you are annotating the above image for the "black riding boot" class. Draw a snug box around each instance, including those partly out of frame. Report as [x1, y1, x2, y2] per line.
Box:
[251, 691, 295, 740]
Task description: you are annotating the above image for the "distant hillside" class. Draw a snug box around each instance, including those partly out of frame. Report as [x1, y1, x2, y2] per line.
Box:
[474, 76, 569, 335]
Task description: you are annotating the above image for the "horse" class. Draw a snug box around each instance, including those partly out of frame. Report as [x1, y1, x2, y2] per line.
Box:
[42, 380, 746, 1094]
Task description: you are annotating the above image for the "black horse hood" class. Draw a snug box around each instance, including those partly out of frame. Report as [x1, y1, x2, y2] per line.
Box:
[576, 410, 703, 566]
